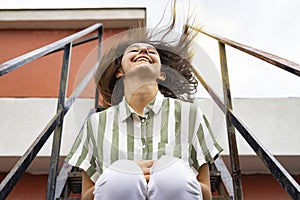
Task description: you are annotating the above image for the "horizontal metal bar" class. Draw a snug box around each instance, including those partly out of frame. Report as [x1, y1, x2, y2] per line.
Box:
[0, 23, 102, 77]
[0, 112, 61, 199]
[229, 111, 300, 199]
[45, 33, 99, 56]
[189, 26, 300, 77]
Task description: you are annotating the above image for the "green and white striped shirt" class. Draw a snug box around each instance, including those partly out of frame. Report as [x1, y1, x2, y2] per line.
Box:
[66, 92, 222, 183]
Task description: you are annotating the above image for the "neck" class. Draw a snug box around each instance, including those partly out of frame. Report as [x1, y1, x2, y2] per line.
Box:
[124, 79, 158, 115]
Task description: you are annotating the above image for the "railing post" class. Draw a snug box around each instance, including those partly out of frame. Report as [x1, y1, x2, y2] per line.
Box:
[46, 42, 72, 200]
[219, 42, 243, 200]
[95, 26, 103, 109]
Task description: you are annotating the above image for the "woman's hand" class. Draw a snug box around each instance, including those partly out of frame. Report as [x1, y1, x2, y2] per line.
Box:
[81, 171, 95, 200]
[135, 160, 155, 182]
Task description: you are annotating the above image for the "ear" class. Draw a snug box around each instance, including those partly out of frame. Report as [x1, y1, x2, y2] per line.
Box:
[157, 72, 166, 81]
[116, 67, 124, 79]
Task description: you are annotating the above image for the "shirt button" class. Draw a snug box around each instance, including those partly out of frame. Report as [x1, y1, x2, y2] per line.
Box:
[141, 118, 145, 123]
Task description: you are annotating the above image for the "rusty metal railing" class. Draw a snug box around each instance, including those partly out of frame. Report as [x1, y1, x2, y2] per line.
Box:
[0, 23, 103, 200]
[190, 26, 300, 200]
[1, 22, 300, 200]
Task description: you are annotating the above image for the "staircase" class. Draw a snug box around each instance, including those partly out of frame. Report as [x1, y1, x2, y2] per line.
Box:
[1, 23, 300, 200]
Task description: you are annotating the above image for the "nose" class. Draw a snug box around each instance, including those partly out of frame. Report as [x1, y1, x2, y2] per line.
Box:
[138, 47, 149, 54]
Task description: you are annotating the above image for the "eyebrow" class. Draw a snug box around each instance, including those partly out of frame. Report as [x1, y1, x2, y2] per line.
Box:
[127, 44, 157, 50]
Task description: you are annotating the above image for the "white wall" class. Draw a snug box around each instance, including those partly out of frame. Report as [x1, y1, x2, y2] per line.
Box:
[0, 97, 299, 174]
[0, 98, 94, 157]
[196, 97, 300, 156]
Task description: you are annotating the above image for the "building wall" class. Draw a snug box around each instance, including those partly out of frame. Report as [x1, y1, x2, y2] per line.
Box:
[0, 28, 125, 98]
[0, 5, 299, 200]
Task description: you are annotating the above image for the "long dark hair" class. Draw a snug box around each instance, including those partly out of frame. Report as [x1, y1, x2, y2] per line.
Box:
[95, 1, 200, 108]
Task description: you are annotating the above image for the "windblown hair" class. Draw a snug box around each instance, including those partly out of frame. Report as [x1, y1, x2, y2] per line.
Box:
[95, 1, 200, 108]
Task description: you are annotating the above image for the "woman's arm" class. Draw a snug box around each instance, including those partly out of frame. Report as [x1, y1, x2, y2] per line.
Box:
[197, 163, 212, 200]
[81, 170, 95, 200]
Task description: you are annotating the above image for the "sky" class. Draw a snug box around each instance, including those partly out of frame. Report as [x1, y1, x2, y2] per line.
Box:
[190, 0, 300, 98]
[1, 0, 299, 98]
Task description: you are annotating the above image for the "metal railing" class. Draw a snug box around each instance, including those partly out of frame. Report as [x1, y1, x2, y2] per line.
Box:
[190, 26, 300, 200]
[0, 23, 103, 200]
[1, 22, 300, 200]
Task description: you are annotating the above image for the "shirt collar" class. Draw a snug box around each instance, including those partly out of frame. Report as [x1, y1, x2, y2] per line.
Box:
[119, 91, 164, 122]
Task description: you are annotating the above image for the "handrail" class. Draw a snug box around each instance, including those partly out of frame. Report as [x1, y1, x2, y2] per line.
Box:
[0, 23, 101, 77]
[1, 22, 299, 199]
[193, 67, 300, 199]
[229, 111, 300, 199]
[0, 112, 61, 199]
[190, 26, 300, 77]
[191, 26, 300, 200]
[0, 23, 103, 200]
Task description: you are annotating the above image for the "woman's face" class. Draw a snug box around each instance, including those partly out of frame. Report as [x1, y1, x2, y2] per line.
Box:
[117, 43, 164, 80]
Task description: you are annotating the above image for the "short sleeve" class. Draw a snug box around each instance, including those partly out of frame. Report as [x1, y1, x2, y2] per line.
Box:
[191, 106, 223, 170]
[65, 116, 101, 183]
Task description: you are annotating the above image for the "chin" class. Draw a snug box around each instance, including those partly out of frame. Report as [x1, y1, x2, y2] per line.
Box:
[128, 65, 158, 79]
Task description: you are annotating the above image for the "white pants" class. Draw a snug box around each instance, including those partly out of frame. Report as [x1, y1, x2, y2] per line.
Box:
[94, 156, 202, 200]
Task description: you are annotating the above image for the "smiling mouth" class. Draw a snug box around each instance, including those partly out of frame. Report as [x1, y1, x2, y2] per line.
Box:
[134, 56, 152, 63]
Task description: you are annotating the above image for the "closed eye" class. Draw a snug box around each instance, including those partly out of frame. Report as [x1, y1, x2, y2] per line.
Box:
[149, 50, 157, 54]
[127, 47, 158, 54]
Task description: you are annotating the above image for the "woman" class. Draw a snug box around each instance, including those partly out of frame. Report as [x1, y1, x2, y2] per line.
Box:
[66, 2, 222, 200]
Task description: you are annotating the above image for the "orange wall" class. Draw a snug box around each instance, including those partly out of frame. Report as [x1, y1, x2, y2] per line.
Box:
[242, 174, 300, 200]
[0, 173, 48, 200]
[0, 28, 125, 98]
[1, 173, 299, 200]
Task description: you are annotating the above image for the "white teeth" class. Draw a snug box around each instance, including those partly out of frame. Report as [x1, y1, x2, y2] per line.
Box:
[135, 57, 150, 63]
